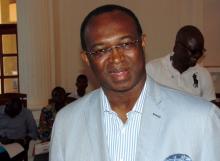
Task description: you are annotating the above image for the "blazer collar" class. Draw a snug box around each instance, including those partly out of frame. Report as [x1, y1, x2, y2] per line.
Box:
[136, 77, 164, 161]
[85, 89, 110, 161]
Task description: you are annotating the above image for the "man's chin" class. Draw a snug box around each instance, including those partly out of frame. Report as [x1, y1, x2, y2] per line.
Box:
[110, 82, 135, 93]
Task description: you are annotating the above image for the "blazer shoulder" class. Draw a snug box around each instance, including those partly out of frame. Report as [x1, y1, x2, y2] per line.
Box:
[148, 77, 214, 114]
[55, 88, 101, 122]
[159, 83, 214, 115]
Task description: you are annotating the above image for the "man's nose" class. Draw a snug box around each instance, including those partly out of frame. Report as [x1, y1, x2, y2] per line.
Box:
[108, 47, 125, 63]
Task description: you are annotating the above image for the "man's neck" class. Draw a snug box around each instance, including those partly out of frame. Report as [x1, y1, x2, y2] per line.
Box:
[170, 56, 187, 73]
[104, 76, 146, 123]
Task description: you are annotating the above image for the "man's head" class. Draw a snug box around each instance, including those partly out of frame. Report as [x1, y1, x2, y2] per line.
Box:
[80, 5, 143, 51]
[76, 74, 88, 97]
[51, 86, 66, 104]
[5, 97, 22, 118]
[172, 25, 206, 73]
[80, 4, 146, 94]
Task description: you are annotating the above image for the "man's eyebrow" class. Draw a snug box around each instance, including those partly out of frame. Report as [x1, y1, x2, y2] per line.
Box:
[89, 43, 106, 51]
[88, 35, 137, 50]
[119, 35, 136, 41]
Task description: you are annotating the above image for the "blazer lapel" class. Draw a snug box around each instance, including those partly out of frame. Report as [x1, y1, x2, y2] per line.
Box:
[85, 89, 110, 161]
[136, 78, 164, 161]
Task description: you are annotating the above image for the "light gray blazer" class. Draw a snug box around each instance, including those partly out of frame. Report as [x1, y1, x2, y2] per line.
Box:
[49, 78, 220, 161]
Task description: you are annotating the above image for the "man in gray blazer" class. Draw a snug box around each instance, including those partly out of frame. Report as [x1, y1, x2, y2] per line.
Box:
[50, 4, 220, 161]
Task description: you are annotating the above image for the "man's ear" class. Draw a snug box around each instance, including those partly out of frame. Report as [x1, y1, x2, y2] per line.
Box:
[141, 34, 147, 48]
[80, 51, 90, 67]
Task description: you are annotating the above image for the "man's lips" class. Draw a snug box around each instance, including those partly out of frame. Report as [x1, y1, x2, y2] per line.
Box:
[109, 67, 128, 74]
[108, 68, 129, 80]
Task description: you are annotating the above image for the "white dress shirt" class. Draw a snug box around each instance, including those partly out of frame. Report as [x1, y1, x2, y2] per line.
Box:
[101, 82, 147, 161]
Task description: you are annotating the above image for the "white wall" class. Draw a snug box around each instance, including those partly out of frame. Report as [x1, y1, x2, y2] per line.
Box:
[16, 0, 220, 109]
[203, 0, 220, 66]
[16, 1, 53, 109]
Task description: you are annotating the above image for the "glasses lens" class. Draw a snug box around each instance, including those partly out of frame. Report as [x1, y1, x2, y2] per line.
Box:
[87, 39, 140, 58]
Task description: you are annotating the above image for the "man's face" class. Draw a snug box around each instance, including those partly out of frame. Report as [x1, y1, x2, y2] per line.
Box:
[52, 90, 66, 104]
[5, 100, 22, 118]
[173, 37, 204, 70]
[76, 78, 88, 90]
[83, 11, 146, 93]
[76, 78, 88, 96]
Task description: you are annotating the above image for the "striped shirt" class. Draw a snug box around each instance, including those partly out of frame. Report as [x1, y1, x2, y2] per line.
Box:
[101, 82, 147, 161]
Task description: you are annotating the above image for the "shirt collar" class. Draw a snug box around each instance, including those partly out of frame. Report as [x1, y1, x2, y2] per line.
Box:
[100, 81, 148, 114]
[167, 52, 199, 74]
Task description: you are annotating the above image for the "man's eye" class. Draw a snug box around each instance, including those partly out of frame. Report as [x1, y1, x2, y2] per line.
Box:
[93, 48, 109, 56]
[121, 42, 133, 49]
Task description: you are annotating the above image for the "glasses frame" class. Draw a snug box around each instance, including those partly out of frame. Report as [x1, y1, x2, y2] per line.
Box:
[86, 39, 141, 58]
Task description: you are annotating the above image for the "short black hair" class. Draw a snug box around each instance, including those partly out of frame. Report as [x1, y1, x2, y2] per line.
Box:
[175, 25, 204, 47]
[77, 74, 88, 82]
[52, 86, 66, 97]
[6, 97, 22, 109]
[80, 4, 143, 51]
[5, 97, 22, 117]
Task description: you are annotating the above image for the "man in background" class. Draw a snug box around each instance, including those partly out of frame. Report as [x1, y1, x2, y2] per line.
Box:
[69, 74, 88, 99]
[146, 25, 216, 102]
[35, 87, 68, 161]
[38, 86, 68, 142]
[50, 5, 220, 161]
[0, 97, 38, 160]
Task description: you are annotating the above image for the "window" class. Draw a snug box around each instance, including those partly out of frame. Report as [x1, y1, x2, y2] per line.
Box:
[0, 24, 19, 94]
[0, 0, 18, 94]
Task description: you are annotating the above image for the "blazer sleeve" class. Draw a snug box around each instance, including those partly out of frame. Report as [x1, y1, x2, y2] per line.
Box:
[49, 114, 64, 161]
[200, 105, 220, 161]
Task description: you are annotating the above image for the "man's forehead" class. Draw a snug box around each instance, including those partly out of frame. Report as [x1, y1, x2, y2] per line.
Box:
[186, 37, 204, 49]
[87, 10, 135, 28]
[85, 11, 138, 38]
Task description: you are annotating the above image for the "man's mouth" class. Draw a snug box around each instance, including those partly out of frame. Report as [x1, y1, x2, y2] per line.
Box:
[109, 68, 129, 81]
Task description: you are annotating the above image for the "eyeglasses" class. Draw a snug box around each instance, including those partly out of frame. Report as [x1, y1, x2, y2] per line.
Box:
[86, 39, 140, 59]
[177, 41, 206, 57]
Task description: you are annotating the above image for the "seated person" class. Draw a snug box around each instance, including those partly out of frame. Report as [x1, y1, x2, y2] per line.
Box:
[38, 86, 68, 142]
[35, 87, 68, 161]
[0, 97, 38, 160]
[69, 74, 88, 99]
